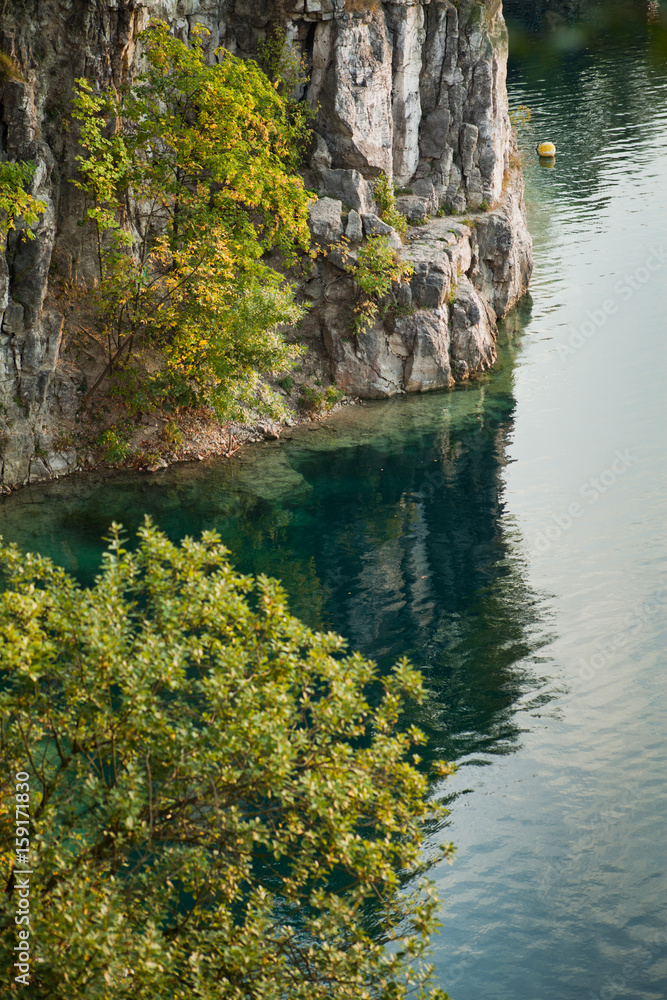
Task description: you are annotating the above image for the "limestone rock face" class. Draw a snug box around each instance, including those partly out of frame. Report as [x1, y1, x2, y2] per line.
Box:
[401, 309, 453, 393]
[303, 0, 515, 211]
[305, 162, 530, 400]
[0, 0, 532, 488]
[309, 14, 394, 177]
[0, 0, 148, 489]
[345, 210, 363, 244]
[449, 276, 497, 375]
[473, 169, 534, 318]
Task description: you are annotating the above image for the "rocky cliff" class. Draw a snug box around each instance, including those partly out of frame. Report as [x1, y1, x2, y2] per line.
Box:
[0, 0, 531, 489]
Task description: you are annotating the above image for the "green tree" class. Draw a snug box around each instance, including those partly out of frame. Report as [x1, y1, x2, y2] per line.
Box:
[72, 24, 313, 418]
[0, 520, 454, 1000]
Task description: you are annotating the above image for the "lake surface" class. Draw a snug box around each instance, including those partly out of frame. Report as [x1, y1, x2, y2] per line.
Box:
[2, 2, 667, 996]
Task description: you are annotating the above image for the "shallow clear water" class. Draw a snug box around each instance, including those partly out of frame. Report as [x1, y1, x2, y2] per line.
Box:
[2, 3, 667, 997]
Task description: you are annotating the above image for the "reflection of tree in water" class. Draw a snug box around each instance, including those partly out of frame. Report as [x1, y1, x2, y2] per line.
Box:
[506, 0, 667, 131]
[505, 0, 663, 39]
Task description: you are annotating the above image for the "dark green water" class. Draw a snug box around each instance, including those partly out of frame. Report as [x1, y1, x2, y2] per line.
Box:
[2, 2, 667, 996]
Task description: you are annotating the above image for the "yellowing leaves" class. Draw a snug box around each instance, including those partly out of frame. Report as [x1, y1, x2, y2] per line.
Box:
[0, 160, 47, 238]
[71, 23, 311, 419]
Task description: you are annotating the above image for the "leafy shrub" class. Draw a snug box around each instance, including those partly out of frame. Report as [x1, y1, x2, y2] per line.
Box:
[0, 52, 22, 84]
[162, 420, 182, 450]
[258, 26, 310, 101]
[325, 384, 345, 406]
[97, 425, 130, 462]
[374, 172, 408, 238]
[352, 236, 414, 334]
[297, 383, 345, 413]
[0, 161, 46, 238]
[0, 521, 455, 999]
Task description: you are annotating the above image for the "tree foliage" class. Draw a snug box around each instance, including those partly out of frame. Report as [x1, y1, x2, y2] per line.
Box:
[258, 26, 310, 100]
[72, 24, 313, 417]
[0, 161, 46, 239]
[0, 521, 454, 999]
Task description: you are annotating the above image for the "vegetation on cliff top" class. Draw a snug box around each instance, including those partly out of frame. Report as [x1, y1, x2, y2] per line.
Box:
[0, 521, 454, 999]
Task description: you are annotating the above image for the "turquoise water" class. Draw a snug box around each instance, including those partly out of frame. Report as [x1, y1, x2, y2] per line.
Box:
[2, 2, 667, 996]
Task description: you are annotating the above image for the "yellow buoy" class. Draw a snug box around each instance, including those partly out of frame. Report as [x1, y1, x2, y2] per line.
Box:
[536, 141, 556, 157]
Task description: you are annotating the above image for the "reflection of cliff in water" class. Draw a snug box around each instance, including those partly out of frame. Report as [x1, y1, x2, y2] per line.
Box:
[274, 327, 553, 769]
[0, 314, 553, 768]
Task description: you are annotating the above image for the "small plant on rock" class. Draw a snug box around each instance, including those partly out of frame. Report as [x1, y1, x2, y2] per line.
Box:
[352, 236, 413, 335]
[0, 161, 46, 238]
[297, 382, 345, 414]
[162, 420, 182, 450]
[325, 384, 345, 406]
[96, 425, 130, 463]
[258, 26, 310, 102]
[374, 172, 408, 238]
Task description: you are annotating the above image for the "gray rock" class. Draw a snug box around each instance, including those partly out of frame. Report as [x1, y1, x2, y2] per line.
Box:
[410, 178, 438, 215]
[459, 122, 479, 177]
[345, 209, 363, 243]
[395, 195, 430, 224]
[449, 276, 497, 375]
[419, 106, 451, 159]
[310, 132, 332, 172]
[400, 309, 453, 392]
[317, 168, 374, 214]
[327, 245, 358, 271]
[325, 315, 405, 399]
[308, 197, 344, 246]
[361, 214, 392, 238]
[360, 214, 402, 250]
[0, 0, 532, 488]
[28, 457, 51, 483]
[2, 302, 25, 335]
[385, 4, 425, 185]
[385, 231, 403, 251]
[0, 251, 8, 318]
[47, 450, 74, 475]
[309, 17, 393, 176]
[473, 165, 533, 317]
